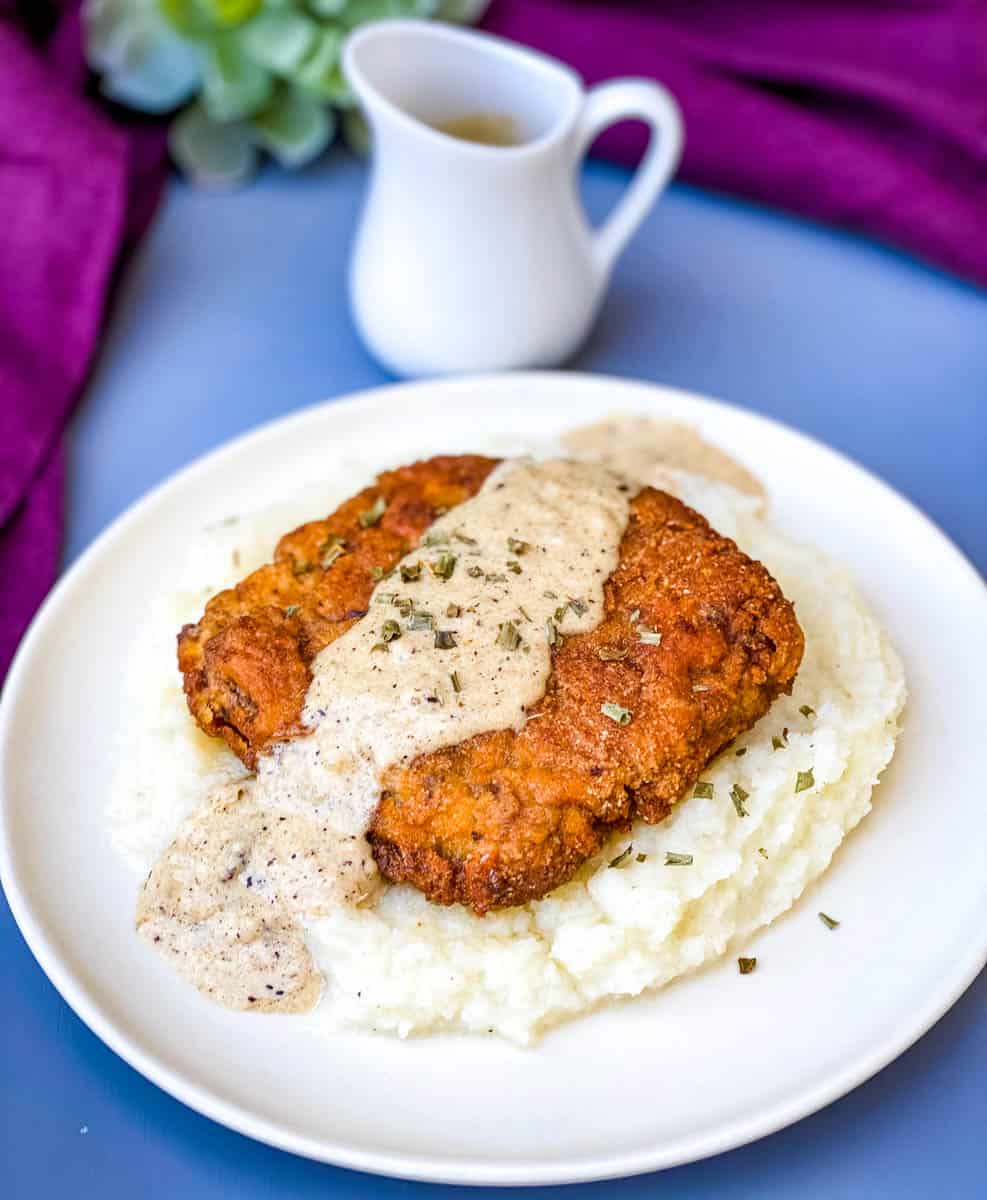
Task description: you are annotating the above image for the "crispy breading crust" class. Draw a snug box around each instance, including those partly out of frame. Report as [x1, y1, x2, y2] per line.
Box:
[179, 457, 804, 914]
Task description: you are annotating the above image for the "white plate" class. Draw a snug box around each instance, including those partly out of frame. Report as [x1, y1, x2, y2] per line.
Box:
[2, 374, 985, 1186]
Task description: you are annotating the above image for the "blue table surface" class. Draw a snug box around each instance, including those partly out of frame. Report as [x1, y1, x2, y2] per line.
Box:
[2, 153, 985, 1198]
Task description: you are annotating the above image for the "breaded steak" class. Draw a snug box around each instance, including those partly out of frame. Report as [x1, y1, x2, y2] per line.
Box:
[179, 456, 803, 913]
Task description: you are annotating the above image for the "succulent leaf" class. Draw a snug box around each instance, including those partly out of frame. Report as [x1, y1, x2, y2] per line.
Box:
[238, 9, 318, 75]
[201, 33, 273, 120]
[202, 0, 263, 28]
[85, 0, 202, 113]
[250, 84, 335, 167]
[169, 101, 259, 186]
[292, 26, 349, 103]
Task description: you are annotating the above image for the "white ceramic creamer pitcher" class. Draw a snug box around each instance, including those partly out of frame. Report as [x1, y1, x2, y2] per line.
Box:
[343, 20, 683, 377]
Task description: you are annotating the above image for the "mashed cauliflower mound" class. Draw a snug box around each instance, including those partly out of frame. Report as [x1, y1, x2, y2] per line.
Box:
[109, 461, 905, 1044]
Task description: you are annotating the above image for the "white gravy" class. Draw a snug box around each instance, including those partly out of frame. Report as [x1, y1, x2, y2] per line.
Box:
[562, 414, 764, 499]
[139, 458, 632, 1010]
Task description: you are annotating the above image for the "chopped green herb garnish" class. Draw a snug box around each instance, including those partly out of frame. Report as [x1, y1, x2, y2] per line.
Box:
[370, 642, 388, 654]
[358, 496, 387, 528]
[731, 783, 749, 817]
[799, 705, 815, 718]
[738, 957, 757, 975]
[568, 597, 589, 616]
[506, 560, 522, 574]
[507, 537, 530, 555]
[693, 683, 710, 693]
[421, 529, 449, 547]
[407, 610, 434, 632]
[394, 597, 413, 617]
[735, 747, 747, 757]
[543, 590, 558, 600]
[445, 603, 462, 618]
[554, 605, 567, 623]
[636, 852, 647, 863]
[795, 769, 815, 793]
[434, 629, 457, 650]
[452, 530, 477, 546]
[818, 911, 840, 930]
[486, 572, 508, 583]
[637, 626, 662, 645]
[379, 619, 401, 643]
[597, 646, 628, 662]
[496, 621, 522, 651]
[693, 781, 714, 799]
[608, 845, 633, 869]
[546, 620, 560, 647]
[450, 671, 462, 693]
[629, 609, 640, 623]
[375, 591, 398, 605]
[369, 566, 386, 581]
[758, 847, 768, 859]
[467, 565, 484, 578]
[400, 562, 422, 582]
[601, 701, 632, 725]
[284, 605, 299, 618]
[292, 560, 313, 577]
[771, 735, 784, 751]
[517, 605, 532, 623]
[319, 536, 347, 568]
[428, 552, 457, 580]
[665, 851, 693, 866]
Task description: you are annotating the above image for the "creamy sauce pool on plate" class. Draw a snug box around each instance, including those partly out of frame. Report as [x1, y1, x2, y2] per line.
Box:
[139, 458, 632, 1010]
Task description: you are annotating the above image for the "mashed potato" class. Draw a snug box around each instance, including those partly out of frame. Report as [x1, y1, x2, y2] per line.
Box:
[109, 459, 905, 1044]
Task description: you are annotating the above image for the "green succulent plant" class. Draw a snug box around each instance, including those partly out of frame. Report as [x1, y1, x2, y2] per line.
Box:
[83, 0, 490, 186]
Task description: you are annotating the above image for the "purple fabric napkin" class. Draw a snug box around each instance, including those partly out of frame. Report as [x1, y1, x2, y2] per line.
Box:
[483, 0, 987, 288]
[0, 2, 167, 679]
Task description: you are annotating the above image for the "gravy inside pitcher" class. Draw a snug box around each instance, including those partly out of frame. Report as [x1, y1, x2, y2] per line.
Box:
[430, 112, 522, 147]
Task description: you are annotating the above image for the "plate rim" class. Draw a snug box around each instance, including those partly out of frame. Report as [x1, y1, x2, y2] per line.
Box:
[2, 370, 985, 1186]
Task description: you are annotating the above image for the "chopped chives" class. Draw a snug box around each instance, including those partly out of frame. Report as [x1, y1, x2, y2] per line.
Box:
[597, 646, 629, 662]
[601, 702, 632, 725]
[496, 621, 521, 651]
[608, 845, 633, 869]
[428, 552, 457, 580]
[665, 851, 693, 866]
[358, 496, 387, 528]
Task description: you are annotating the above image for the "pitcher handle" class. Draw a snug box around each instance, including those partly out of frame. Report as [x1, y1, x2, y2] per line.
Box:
[574, 79, 684, 281]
